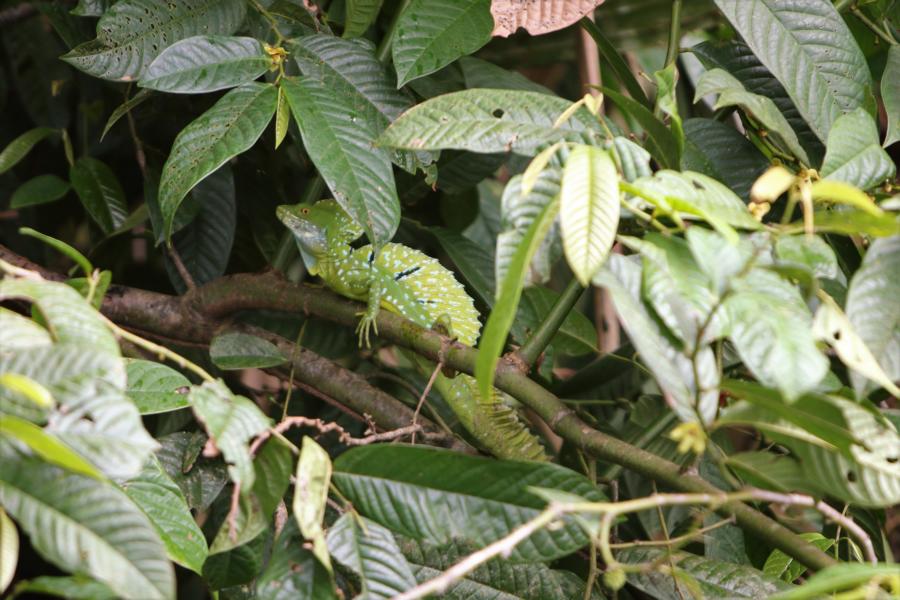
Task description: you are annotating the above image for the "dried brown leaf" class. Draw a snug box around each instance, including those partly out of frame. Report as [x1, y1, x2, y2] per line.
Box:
[491, 0, 605, 37]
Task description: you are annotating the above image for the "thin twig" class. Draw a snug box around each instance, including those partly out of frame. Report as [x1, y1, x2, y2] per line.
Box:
[608, 517, 736, 549]
[411, 360, 443, 444]
[167, 244, 196, 291]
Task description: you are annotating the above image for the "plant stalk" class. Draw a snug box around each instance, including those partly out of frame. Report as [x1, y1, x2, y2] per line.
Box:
[664, 0, 683, 68]
[514, 279, 585, 368]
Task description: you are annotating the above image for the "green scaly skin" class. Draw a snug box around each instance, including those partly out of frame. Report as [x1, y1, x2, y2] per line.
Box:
[277, 200, 548, 462]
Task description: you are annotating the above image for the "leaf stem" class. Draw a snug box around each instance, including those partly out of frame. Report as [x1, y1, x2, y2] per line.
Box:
[664, 0, 683, 68]
[513, 278, 585, 368]
[850, 6, 897, 45]
[247, 0, 284, 44]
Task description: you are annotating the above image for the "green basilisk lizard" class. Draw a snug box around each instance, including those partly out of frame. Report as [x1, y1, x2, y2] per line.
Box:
[277, 200, 548, 462]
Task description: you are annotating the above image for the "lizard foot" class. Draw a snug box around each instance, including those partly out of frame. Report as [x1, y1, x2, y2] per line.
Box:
[355, 311, 378, 348]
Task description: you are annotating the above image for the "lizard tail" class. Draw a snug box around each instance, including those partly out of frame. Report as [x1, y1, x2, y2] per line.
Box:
[443, 374, 549, 462]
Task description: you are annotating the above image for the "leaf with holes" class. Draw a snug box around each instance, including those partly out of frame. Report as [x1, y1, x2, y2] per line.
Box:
[392, 0, 493, 87]
[139, 36, 270, 94]
[69, 157, 129, 234]
[62, 0, 247, 81]
[845, 236, 900, 399]
[819, 108, 895, 191]
[332, 445, 604, 562]
[125, 359, 191, 415]
[379, 89, 603, 155]
[559, 146, 619, 285]
[281, 76, 399, 248]
[0, 452, 175, 600]
[159, 82, 276, 240]
[714, 0, 873, 143]
[122, 456, 208, 573]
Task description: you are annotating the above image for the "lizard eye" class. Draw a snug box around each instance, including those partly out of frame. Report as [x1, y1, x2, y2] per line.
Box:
[301, 208, 310, 215]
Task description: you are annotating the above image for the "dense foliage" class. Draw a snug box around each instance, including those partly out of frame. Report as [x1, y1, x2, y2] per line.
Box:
[0, 0, 898, 598]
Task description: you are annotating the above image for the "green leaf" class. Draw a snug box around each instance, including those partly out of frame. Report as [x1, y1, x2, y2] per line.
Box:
[159, 82, 276, 240]
[458, 56, 553, 95]
[122, 456, 208, 573]
[619, 548, 794, 598]
[0, 127, 56, 175]
[714, 0, 873, 143]
[139, 35, 270, 94]
[71, 0, 112, 17]
[392, 0, 492, 87]
[689, 39, 823, 164]
[593, 255, 719, 424]
[10, 576, 115, 600]
[209, 437, 293, 554]
[0, 414, 103, 479]
[379, 89, 604, 155]
[883, 46, 900, 148]
[289, 34, 424, 173]
[725, 451, 814, 494]
[559, 146, 619, 286]
[0, 308, 52, 351]
[10, 174, 71, 208]
[477, 194, 559, 401]
[18, 227, 93, 278]
[611, 136, 652, 182]
[62, 0, 247, 81]
[579, 18, 651, 110]
[294, 437, 332, 572]
[69, 157, 129, 234]
[654, 62, 684, 156]
[101, 88, 152, 141]
[326, 514, 417, 598]
[189, 380, 271, 491]
[281, 76, 400, 248]
[124, 359, 191, 415]
[165, 165, 236, 291]
[775, 234, 839, 280]
[256, 522, 337, 600]
[694, 68, 810, 165]
[519, 286, 598, 355]
[203, 532, 266, 590]
[768, 563, 900, 600]
[496, 168, 562, 290]
[764, 533, 834, 583]
[400, 537, 596, 600]
[804, 208, 900, 237]
[629, 169, 760, 241]
[210, 332, 288, 370]
[157, 431, 229, 511]
[681, 118, 768, 201]
[0, 452, 175, 600]
[332, 445, 604, 562]
[0, 508, 17, 595]
[274, 86, 289, 149]
[725, 271, 828, 400]
[602, 86, 681, 168]
[845, 236, 900, 399]
[819, 108, 896, 190]
[344, 0, 383, 37]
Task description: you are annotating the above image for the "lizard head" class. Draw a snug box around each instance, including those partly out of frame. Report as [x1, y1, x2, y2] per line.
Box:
[276, 200, 364, 270]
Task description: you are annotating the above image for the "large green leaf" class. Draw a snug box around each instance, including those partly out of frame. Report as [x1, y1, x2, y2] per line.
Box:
[188, 380, 271, 491]
[0, 451, 175, 600]
[477, 194, 559, 400]
[139, 35, 270, 94]
[594, 255, 719, 424]
[332, 445, 604, 562]
[883, 46, 900, 148]
[819, 108, 896, 191]
[62, 0, 247, 81]
[400, 537, 596, 600]
[164, 165, 236, 291]
[8, 576, 115, 600]
[289, 34, 425, 173]
[69, 157, 129, 234]
[0, 308, 52, 351]
[344, 0, 384, 38]
[689, 39, 823, 164]
[122, 456, 208, 573]
[845, 236, 900, 399]
[725, 451, 814, 494]
[379, 89, 604, 155]
[326, 514, 417, 598]
[282, 76, 400, 248]
[694, 68, 810, 165]
[769, 563, 900, 600]
[392, 0, 493, 87]
[0, 415, 103, 479]
[125, 359, 191, 415]
[496, 168, 562, 289]
[158, 83, 274, 240]
[559, 145, 619, 286]
[681, 118, 768, 201]
[0, 127, 57, 175]
[714, 0, 873, 143]
[10, 174, 71, 209]
[293, 437, 332, 571]
[764, 533, 834, 584]
[725, 270, 828, 400]
[619, 548, 794, 598]
[156, 432, 229, 511]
